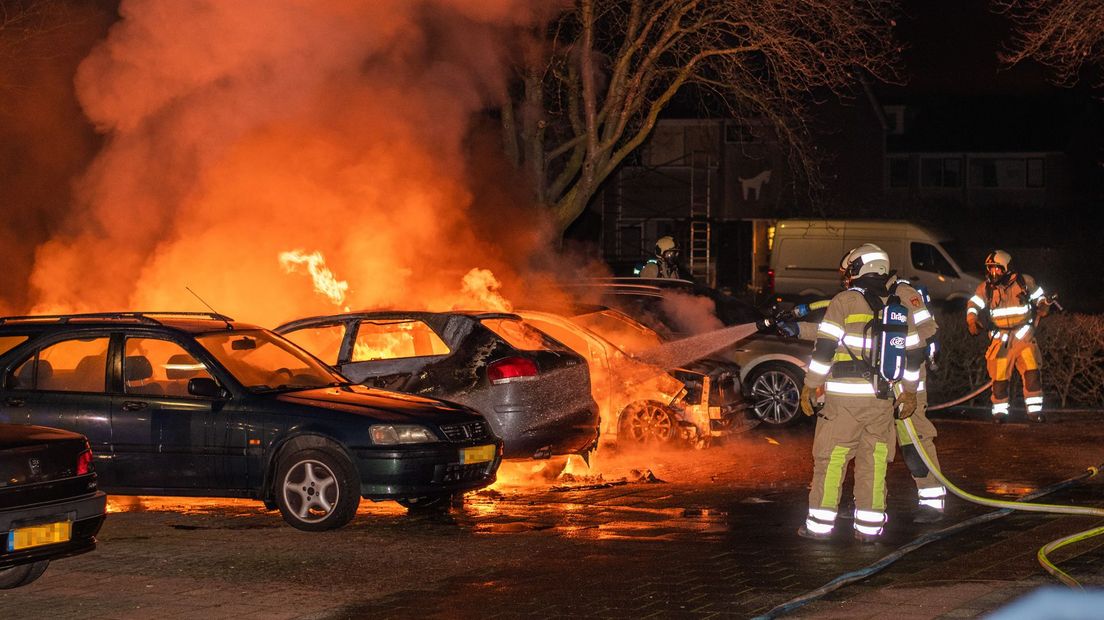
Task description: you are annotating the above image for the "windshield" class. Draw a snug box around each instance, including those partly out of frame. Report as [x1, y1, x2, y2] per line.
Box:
[196, 329, 346, 393]
[572, 310, 664, 355]
[937, 240, 970, 274]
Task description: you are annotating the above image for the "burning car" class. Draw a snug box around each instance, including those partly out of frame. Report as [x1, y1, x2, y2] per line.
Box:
[275, 311, 601, 460]
[0, 312, 501, 531]
[517, 310, 744, 447]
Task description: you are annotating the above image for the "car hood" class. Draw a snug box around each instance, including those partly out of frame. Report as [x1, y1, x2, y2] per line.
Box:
[272, 385, 482, 423]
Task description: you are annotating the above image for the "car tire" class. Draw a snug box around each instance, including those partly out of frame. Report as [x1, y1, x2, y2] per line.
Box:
[746, 362, 805, 427]
[618, 401, 679, 444]
[0, 560, 48, 589]
[275, 447, 361, 531]
[397, 493, 455, 512]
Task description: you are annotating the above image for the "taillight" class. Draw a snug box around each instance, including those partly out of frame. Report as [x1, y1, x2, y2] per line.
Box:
[766, 268, 775, 293]
[487, 357, 538, 384]
[76, 449, 93, 476]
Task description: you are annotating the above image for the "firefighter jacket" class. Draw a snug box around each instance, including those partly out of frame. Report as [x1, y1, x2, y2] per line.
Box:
[803, 282, 925, 402]
[966, 273, 1045, 340]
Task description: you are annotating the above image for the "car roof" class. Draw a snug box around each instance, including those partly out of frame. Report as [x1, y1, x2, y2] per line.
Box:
[275, 310, 521, 331]
[0, 312, 259, 335]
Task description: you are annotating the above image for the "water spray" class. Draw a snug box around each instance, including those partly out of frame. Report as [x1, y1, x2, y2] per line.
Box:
[633, 322, 761, 370]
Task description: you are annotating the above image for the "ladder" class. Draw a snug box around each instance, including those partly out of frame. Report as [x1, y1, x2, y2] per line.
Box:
[689, 151, 713, 286]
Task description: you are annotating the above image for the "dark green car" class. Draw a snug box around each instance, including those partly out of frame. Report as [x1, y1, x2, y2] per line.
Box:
[0, 313, 502, 531]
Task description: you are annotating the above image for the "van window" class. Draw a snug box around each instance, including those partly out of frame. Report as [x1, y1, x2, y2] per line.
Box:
[911, 243, 958, 278]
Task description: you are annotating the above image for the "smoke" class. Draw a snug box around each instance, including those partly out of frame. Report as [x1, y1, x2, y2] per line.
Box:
[659, 291, 725, 335]
[23, 0, 570, 325]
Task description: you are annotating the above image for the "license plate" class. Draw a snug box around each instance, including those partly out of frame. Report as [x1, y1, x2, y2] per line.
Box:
[7, 521, 71, 552]
[459, 444, 496, 464]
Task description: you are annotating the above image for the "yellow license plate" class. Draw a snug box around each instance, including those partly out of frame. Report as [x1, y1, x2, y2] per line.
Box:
[8, 521, 71, 552]
[460, 444, 496, 464]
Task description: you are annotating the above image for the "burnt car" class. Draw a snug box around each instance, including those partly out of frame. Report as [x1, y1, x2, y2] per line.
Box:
[276, 312, 600, 460]
[518, 309, 745, 446]
[0, 313, 502, 531]
[565, 278, 809, 427]
[1, 423, 106, 589]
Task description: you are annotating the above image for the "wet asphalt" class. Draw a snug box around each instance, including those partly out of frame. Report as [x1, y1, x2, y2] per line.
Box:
[2, 408, 1103, 619]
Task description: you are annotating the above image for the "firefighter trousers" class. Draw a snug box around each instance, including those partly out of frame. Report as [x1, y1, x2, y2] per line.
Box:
[986, 335, 1043, 408]
[809, 396, 896, 518]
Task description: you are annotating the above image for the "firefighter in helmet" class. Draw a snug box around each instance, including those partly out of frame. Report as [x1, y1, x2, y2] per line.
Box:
[638, 236, 683, 279]
[797, 243, 925, 542]
[966, 250, 1051, 423]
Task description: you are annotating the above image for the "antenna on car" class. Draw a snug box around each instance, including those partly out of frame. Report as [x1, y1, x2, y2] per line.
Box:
[186, 286, 234, 330]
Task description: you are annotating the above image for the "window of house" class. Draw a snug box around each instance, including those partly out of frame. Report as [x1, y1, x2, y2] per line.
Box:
[9, 337, 110, 393]
[910, 243, 958, 278]
[969, 157, 1040, 189]
[920, 157, 961, 188]
[351, 320, 449, 362]
[888, 157, 909, 188]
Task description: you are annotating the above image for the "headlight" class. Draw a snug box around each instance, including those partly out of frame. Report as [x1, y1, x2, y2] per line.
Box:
[370, 424, 439, 445]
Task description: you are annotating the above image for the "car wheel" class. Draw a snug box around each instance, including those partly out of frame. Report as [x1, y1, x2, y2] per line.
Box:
[618, 401, 678, 444]
[0, 560, 48, 589]
[746, 363, 804, 426]
[397, 493, 455, 512]
[275, 448, 360, 531]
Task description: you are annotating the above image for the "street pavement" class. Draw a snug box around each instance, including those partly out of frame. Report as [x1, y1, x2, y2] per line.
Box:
[3, 409, 1104, 619]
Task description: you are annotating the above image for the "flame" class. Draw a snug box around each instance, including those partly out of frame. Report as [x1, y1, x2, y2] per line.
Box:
[279, 249, 350, 310]
[457, 267, 513, 312]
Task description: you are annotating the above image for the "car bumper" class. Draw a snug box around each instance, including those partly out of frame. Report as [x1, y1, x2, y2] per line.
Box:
[352, 440, 503, 499]
[0, 491, 106, 570]
[492, 402, 600, 459]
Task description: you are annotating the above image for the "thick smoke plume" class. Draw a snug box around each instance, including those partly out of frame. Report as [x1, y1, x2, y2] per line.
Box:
[25, 0, 564, 326]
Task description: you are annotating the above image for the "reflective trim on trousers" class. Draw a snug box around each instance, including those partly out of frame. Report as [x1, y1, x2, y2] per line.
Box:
[993, 402, 1010, 415]
[1028, 404, 1043, 413]
[808, 359, 832, 376]
[918, 486, 946, 499]
[919, 497, 945, 510]
[854, 509, 886, 536]
[805, 508, 836, 534]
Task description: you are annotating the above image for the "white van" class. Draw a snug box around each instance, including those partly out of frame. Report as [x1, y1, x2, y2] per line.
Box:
[769, 219, 980, 305]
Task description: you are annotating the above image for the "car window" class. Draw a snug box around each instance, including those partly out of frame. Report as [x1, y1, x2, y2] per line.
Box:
[9, 336, 110, 393]
[125, 337, 217, 397]
[911, 242, 958, 278]
[282, 323, 347, 364]
[0, 335, 29, 356]
[351, 320, 450, 362]
[571, 311, 664, 355]
[196, 329, 342, 393]
[523, 318, 591, 357]
[480, 318, 563, 352]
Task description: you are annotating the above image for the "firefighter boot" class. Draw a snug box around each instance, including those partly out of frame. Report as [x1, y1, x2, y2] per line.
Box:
[797, 525, 831, 541]
[853, 529, 882, 544]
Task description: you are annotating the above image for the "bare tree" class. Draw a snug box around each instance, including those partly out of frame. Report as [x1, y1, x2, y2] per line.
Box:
[996, 0, 1104, 86]
[501, 0, 902, 236]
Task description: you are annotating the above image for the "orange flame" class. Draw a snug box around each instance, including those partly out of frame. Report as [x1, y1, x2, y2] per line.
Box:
[278, 249, 350, 311]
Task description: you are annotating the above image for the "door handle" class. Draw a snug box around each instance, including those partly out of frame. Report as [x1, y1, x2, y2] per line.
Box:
[121, 401, 149, 411]
[5, 397, 25, 407]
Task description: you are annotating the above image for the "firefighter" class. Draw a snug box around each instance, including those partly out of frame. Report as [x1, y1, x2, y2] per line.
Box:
[888, 275, 947, 523]
[966, 250, 1051, 423]
[797, 244, 925, 543]
[638, 236, 683, 279]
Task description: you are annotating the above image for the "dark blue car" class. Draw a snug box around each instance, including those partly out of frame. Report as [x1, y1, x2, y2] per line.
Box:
[0, 313, 502, 531]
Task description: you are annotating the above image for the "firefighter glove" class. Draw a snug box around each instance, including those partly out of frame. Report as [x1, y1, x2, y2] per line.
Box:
[799, 385, 817, 416]
[1037, 300, 1051, 318]
[896, 390, 917, 419]
[776, 321, 800, 338]
[966, 316, 980, 336]
[792, 304, 810, 319]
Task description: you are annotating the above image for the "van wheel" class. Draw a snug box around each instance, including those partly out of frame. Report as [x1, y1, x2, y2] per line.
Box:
[0, 561, 48, 589]
[275, 448, 361, 531]
[746, 363, 804, 426]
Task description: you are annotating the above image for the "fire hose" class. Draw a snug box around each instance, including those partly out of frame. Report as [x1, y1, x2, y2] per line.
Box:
[754, 419, 1104, 619]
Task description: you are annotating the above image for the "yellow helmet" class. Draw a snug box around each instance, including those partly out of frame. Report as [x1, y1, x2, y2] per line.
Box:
[655, 236, 679, 263]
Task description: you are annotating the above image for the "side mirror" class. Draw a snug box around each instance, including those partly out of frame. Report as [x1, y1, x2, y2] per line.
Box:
[188, 377, 227, 399]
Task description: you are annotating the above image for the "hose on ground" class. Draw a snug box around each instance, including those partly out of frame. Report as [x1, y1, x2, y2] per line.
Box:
[926, 380, 993, 411]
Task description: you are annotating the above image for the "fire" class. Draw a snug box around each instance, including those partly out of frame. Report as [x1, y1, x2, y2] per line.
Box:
[279, 250, 350, 310]
[457, 268, 513, 312]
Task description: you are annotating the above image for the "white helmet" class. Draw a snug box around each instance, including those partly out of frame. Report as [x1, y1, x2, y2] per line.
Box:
[840, 243, 890, 286]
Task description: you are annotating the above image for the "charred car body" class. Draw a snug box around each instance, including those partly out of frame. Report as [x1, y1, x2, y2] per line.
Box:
[276, 311, 600, 460]
[0, 423, 106, 589]
[0, 313, 502, 531]
[518, 309, 744, 446]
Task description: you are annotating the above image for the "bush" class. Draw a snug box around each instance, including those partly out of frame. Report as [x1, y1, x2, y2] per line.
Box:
[928, 311, 1104, 408]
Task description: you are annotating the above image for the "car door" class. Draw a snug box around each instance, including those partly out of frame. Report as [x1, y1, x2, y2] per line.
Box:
[115, 334, 235, 492]
[337, 318, 451, 391]
[0, 332, 118, 485]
